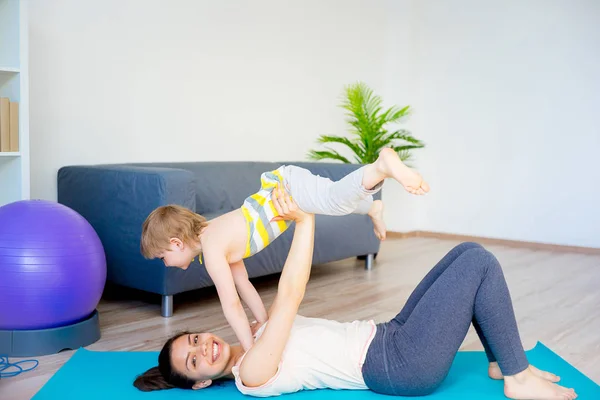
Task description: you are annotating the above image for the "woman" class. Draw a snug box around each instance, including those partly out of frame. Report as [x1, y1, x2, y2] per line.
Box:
[135, 188, 577, 399]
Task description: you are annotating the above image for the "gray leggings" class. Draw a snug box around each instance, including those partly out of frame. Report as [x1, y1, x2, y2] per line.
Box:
[362, 242, 529, 396]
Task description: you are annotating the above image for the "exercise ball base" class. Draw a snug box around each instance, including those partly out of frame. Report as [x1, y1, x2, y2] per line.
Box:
[0, 310, 101, 357]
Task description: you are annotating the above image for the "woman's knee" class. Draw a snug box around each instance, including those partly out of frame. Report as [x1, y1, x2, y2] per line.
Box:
[451, 241, 484, 255]
[459, 247, 502, 275]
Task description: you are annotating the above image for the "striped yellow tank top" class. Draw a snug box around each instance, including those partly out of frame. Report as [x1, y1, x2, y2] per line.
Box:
[241, 166, 293, 258]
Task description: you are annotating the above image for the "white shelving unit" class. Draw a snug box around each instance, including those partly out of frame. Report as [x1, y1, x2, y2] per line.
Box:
[0, 0, 29, 207]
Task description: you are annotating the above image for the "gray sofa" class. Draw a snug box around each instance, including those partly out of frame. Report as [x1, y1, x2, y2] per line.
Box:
[57, 161, 381, 317]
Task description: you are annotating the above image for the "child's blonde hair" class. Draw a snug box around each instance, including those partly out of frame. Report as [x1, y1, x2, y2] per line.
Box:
[140, 205, 208, 259]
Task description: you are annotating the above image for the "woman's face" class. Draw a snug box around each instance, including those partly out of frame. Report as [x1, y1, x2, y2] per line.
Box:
[170, 332, 232, 385]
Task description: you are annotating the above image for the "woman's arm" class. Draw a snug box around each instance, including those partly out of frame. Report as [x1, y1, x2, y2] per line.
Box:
[239, 186, 315, 387]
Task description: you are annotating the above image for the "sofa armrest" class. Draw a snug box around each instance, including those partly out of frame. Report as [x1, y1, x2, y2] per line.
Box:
[57, 165, 196, 294]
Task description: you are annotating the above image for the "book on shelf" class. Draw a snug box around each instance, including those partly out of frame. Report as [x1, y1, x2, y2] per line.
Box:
[10, 101, 19, 151]
[0, 97, 19, 152]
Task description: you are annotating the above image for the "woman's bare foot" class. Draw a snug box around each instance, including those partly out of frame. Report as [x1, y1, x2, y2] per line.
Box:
[489, 362, 504, 380]
[368, 200, 386, 240]
[529, 365, 561, 383]
[373, 148, 430, 195]
[504, 367, 576, 400]
[489, 362, 560, 382]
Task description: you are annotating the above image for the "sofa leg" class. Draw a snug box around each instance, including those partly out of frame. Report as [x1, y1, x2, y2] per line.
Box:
[365, 253, 375, 270]
[161, 295, 173, 318]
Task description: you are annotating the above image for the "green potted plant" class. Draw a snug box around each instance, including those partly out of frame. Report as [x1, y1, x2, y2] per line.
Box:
[308, 82, 424, 166]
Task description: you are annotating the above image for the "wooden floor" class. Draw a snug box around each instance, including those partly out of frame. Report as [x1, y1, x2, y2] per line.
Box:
[3, 237, 600, 399]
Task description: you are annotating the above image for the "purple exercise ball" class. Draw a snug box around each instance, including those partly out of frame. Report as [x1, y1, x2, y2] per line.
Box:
[0, 200, 107, 330]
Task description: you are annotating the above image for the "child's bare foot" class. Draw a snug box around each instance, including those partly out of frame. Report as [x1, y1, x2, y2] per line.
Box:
[374, 148, 430, 195]
[368, 200, 386, 240]
[504, 367, 576, 400]
[489, 362, 561, 382]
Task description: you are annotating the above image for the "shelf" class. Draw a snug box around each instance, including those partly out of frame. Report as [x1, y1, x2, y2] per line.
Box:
[0, 0, 28, 207]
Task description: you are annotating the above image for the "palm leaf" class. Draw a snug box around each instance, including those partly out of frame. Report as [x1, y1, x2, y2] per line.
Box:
[362, 87, 382, 118]
[391, 144, 424, 152]
[383, 130, 424, 146]
[342, 84, 373, 146]
[348, 88, 377, 159]
[395, 149, 413, 164]
[355, 83, 380, 135]
[308, 82, 425, 165]
[307, 149, 351, 164]
[316, 135, 365, 160]
[370, 130, 406, 152]
[371, 108, 394, 136]
[386, 105, 410, 124]
[371, 105, 408, 136]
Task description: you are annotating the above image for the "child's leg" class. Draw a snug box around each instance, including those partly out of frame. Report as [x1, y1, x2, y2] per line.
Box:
[282, 165, 388, 239]
[281, 149, 429, 240]
[282, 165, 381, 216]
[362, 148, 430, 195]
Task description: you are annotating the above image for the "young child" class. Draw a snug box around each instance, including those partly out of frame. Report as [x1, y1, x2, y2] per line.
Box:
[140, 148, 429, 351]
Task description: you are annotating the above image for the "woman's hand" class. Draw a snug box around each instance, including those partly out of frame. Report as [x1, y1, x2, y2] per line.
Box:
[271, 184, 310, 223]
[250, 320, 265, 336]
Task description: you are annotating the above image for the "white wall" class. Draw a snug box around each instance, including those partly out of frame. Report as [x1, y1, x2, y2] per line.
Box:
[29, 0, 600, 247]
[386, 0, 600, 248]
[380, 0, 422, 233]
[28, 0, 388, 201]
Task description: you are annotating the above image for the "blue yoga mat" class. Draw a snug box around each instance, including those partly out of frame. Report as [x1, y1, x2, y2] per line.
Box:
[33, 342, 599, 399]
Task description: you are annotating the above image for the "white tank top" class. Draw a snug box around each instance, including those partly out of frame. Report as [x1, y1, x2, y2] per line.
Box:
[231, 315, 377, 397]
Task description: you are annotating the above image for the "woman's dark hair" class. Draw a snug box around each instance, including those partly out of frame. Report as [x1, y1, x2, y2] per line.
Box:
[133, 331, 196, 391]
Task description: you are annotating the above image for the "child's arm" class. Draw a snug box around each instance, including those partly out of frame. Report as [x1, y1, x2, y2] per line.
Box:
[202, 249, 254, 352]
[230, 260, 268, 325]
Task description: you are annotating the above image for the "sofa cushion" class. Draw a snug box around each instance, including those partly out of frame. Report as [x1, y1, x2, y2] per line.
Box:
[130, 162, 281, 215]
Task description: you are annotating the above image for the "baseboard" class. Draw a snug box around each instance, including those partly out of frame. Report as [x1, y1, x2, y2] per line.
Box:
[386, 231, 600, 255]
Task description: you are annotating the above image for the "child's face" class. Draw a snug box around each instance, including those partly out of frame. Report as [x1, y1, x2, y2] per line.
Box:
[158, 238, 195, 270]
